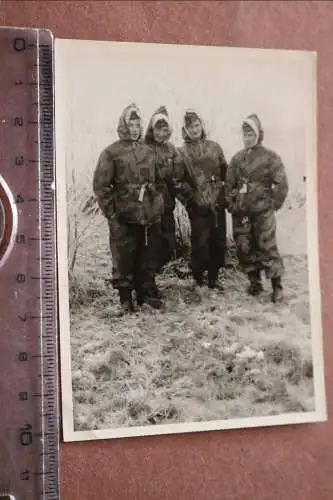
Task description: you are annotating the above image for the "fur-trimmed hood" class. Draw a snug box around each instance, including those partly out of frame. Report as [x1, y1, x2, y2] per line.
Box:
[144, 106, 172, 144]
[182, 109, 207, 142]
[242, 113, 264, 145]
[117, 103, 144, 141]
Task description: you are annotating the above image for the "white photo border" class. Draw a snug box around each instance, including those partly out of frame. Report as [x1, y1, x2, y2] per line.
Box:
[55, 39, 327, 443]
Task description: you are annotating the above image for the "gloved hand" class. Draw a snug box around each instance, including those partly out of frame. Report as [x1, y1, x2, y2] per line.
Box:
[147, 182, 160, 198]
[226, 202, 236, 214]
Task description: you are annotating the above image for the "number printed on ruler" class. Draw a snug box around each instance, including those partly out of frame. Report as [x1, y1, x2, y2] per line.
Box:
[0, 28, 59, 500]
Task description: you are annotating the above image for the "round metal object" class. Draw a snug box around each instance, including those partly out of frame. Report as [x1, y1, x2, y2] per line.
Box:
[0, 174, 17, 268]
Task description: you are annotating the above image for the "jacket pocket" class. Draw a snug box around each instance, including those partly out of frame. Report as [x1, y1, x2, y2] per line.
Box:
[114, 188, 144, 224]
[143, 190, 165, 225]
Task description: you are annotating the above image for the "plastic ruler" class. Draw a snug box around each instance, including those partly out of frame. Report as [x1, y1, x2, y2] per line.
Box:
[0, 27, 59, 500]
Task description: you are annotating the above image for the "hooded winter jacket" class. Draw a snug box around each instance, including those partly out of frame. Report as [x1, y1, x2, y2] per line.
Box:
[225, 114, 289, 214]
[178, 111, 228, 212]
[144, 106, 185, 212]
[93, 104, 164, 226]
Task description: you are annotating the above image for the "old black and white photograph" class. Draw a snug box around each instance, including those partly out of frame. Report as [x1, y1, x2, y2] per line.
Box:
[55, 39, 326, 442]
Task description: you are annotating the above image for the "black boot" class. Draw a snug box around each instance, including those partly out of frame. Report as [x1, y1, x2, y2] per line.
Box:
[271, 277, 283, 303]
[118, 288, 134, 313]
[135, 286, 144, 307]
[136, 282, 163, 309]
[193, 271, 204, 287]
[208, 271, 218, 289]
[247, 270, 263, 296]
[142, 288, 163, 309]
[208, 264, 223, 290]
[208, 279, 216, 289]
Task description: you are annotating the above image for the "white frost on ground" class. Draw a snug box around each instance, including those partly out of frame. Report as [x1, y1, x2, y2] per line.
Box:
[69, 247, 314, 432]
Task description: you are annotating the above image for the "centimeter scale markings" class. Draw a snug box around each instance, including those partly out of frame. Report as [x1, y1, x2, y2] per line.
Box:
[0, 28, 59, 500]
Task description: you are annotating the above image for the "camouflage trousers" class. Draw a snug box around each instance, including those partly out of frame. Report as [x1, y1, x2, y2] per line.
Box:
[189, 208, 227, 281]
[232, 209, 284, 279]
[155, 210, 176, 273]
[108, 214, 160, 291]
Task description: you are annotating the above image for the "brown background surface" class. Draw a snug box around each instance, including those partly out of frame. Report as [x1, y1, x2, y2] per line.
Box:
[0, 1, 332, 499]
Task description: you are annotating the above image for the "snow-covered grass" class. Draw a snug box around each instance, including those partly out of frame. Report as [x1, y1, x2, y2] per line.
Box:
[68, 214, 314, 432]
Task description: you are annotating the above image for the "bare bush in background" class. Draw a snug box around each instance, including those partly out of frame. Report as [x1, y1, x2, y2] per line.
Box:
[66, 156, 102, 278]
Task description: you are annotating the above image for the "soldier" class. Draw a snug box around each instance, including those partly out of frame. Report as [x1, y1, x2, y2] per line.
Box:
[178, 110, 228, 289]
[93, 103, 165, 313]
[144, 106, 184, 272]
[225, 113, 289, 303]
